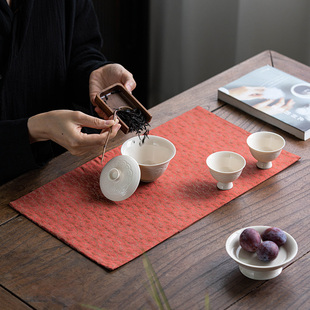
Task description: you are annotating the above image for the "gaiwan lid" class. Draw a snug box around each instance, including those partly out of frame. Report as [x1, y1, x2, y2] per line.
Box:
[100, 155, 140, 201]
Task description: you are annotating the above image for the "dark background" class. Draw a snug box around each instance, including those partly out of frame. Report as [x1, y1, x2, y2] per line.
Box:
[92, 0, 150, 107]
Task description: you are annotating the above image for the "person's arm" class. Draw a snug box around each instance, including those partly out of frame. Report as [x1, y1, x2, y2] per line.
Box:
[0, 0, 130, 185]
[0, 110, 121, 185]
[66, 0, 110, 108]
[27, 110, 120, 156]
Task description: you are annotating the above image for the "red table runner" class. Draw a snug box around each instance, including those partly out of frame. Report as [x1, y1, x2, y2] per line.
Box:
[10, 107, 300, 270]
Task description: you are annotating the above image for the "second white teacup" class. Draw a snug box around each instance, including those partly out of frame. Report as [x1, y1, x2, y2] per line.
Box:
[206, 151, 246, 190]
[247, 131, 285, 169]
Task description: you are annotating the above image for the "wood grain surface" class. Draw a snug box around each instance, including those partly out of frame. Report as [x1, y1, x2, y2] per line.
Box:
[0, 51, 309, 310]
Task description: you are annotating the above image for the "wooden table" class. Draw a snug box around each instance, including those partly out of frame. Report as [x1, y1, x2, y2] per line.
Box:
[1, 51, 309, 310]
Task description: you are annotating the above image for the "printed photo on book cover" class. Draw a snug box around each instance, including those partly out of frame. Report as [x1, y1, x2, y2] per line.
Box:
[219, 66, 310, 132]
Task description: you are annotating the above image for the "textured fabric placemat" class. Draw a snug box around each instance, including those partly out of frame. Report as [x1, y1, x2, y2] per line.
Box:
[10, 107, 300, 269]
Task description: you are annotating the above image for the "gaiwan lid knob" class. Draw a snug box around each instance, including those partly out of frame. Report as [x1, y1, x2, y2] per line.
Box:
[100, 155, 140, 201]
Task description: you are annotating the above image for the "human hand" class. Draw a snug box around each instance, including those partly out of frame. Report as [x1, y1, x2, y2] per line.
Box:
[229, 86, 266, 100]
[89, 64, 136, 118]
[28, 110, 121, 156]
[253, 98, 295, 116]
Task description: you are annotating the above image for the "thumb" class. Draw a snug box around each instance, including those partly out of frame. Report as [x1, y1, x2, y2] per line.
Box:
[124, 80, 136, 93]
[122, 73, 136, 92]
[77, 113, 116, 130]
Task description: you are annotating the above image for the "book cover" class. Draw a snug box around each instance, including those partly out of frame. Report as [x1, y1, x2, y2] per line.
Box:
[218, 65, 310, 140]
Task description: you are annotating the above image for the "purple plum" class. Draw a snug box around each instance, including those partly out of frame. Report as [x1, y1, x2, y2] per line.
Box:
[262, 227, 287, 247]
[256, 241, 279, 261]
[239, 228, 261, 252]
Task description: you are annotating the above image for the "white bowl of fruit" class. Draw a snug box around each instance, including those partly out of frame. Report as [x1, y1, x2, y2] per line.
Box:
[226, 226, 298, 280]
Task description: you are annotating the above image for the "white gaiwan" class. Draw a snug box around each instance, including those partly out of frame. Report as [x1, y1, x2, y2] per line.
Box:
[121, 135, 176, 183]
[100, 135, 176, 201]
[226, 226, 298, 280]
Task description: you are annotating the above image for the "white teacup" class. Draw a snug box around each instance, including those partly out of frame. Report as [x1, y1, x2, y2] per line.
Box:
[206, 151, 246, 190]
[247, 132, 285, 169]
[121, 135, 176, 182]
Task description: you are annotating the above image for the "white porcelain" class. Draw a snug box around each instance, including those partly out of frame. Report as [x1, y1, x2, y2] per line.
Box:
[100, 155, 141, 201]
[290, 83, 310, 99]
[206, 151, 246, 190]
[247, 132, 285, 169]
[121, 135, 176, 182]
[226, 226, 298, 280]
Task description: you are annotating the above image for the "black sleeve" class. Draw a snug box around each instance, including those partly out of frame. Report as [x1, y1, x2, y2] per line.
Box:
[0, 119, 37, 184]
[66, 0, 110, 108]
[0, 0, 109, 185]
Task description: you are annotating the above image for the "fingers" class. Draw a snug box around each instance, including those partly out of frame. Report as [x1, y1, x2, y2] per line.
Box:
[79, 125, 120, 146]
[273, 98, 295, 111]
[89, 64, 136, 104]
[112, 64, 136, 92]
[68, 121, 121, 156]
[253, 97, 295, 116]
[28, 110, 122, 157]
[284, 99, 295, 110]
[123, 73, 136, 92]
[273, 98, 285, 108]
[74, 111, 117, 130]
[125, 80, 136, 93]
[253, 99, 274, 108]
[109, 121, 121, 138]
